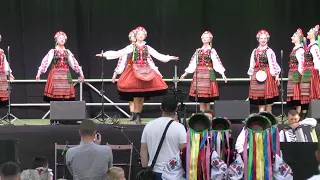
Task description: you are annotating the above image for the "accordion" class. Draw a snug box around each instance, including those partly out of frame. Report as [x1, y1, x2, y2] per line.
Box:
[294, 125, 318, 142]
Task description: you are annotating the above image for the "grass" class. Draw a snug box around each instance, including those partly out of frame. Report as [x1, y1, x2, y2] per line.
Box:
[0, 118, 154, 126]
[0, 116, 289, 126]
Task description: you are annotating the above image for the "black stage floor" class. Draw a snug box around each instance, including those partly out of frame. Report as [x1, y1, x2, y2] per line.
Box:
[0, 124, 318, 180]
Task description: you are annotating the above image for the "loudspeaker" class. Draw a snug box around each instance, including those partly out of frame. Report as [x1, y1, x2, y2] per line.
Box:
[50, 101, 86, 123]
[0, 140, 19, 165]
[214, 100, 250, 123]
[308, 100, 320, 119]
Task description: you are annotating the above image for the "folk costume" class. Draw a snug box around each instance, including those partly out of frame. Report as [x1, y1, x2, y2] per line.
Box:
[248, 30, 281, 106]
[184, 31, 226, 103]
[300, 25, 320, 111]
[102, 27, 176, 122]
[37, 31, 84, 102]
[240, 114, 293, 180]
[114, 30, 150, 101]
[286, 29, 306, 108]
[0, 48, 13, 106]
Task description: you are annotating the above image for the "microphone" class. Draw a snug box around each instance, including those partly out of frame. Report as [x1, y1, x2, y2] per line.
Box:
[114, 126, 126, 129]
[7, 46, 10, 52]
[280, 50, 283, 59]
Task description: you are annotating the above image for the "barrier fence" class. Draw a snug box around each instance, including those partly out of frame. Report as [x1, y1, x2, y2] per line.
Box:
[8, 78, 289, 119]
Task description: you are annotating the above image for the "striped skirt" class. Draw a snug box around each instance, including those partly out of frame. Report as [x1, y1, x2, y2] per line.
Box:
[0, 71, 8, 102]
[249, 67, 279, 105]
[189, 65, 219, 103]
[44, 68, 75, 102]
[286, 68, 301, 106]
[300, 68, 320, 105]
[117, 64, 168, 99]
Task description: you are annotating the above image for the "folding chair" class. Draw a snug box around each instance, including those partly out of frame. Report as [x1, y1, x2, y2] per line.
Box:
[107, 144, 133, 180]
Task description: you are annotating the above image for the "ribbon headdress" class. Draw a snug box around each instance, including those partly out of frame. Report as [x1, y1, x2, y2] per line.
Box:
[186, 113, 211, 180]
[258, 111, 280, 156]
[211, 117, 232, 165]
[243, 114, 273, 180]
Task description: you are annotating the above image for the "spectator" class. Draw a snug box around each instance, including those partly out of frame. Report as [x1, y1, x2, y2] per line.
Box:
[20, 169, 40, 180]
[0, 162, 20, 180]
[66, 119, 113, 180]
[32, 156, 53, 180]
[140, 95, 187, 180]
[106, 167, 126, 180]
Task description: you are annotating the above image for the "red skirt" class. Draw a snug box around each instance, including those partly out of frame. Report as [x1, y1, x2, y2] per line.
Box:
[189, 65, 219, 103]
[43, 67, 75, 102]
[286, 67, 301, 106]
[249, 67, 279, 105]
[300, 68, 320, 105]
[117, 64, 168, 99]
[0, 71, 8, 102]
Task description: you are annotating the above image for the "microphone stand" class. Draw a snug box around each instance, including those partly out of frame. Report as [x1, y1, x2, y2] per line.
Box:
[279, 50, 285, 123]
[1, 46, 21, 125]
[173, 63, 187, 130]
[93, 50, 110, 123]
[194, 49, 199, 113]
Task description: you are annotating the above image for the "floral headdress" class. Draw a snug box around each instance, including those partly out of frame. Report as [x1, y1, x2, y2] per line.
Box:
[135, 26, 147, 38]
[295, 28, 307, 49]
[201, 31, 213, 47]
[54, 31, 67, 40]
[128, 29, 136, 41]
[256, 29, 270, 41]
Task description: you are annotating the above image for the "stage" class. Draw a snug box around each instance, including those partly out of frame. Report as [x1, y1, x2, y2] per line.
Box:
[0, 123, 318, 180]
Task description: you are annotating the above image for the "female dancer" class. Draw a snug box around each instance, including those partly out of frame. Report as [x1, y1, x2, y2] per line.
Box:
[180, 31, 227, 112]
[300, 25, 320, 118]
[96, 26, 178, 124]
[286, 28, 306, 113]
[36, 31, 84, 102]
[112, 29, 151, 121]
[0, 34, 15, 106]
[248, 30, 281, 112]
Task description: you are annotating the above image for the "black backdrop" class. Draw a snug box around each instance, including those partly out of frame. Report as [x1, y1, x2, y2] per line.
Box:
[0, 0, 319, 119]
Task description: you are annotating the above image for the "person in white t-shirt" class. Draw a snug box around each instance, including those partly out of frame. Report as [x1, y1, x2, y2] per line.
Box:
[140, 95, 187, 180]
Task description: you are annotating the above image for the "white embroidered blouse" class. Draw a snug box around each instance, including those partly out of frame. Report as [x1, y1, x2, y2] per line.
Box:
[37, 49, 83, 76]
[247, 47, 281, 76]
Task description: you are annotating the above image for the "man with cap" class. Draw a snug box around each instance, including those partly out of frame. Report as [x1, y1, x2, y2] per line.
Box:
[140, 95, 187, 180]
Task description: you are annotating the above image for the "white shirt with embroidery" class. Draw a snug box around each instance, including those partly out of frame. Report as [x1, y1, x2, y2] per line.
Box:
[0, 49, 12, 75]
[308, 43, 320, 71]
[37, 49, 84, 76]
[247, 47, 281, 76]
[293, 46, 305, 74]
[104, 43, 170, 77]
[184, 47, 225, 75]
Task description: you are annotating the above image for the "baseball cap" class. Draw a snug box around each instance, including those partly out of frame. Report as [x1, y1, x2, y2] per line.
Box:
[161, 95, 178, 112]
